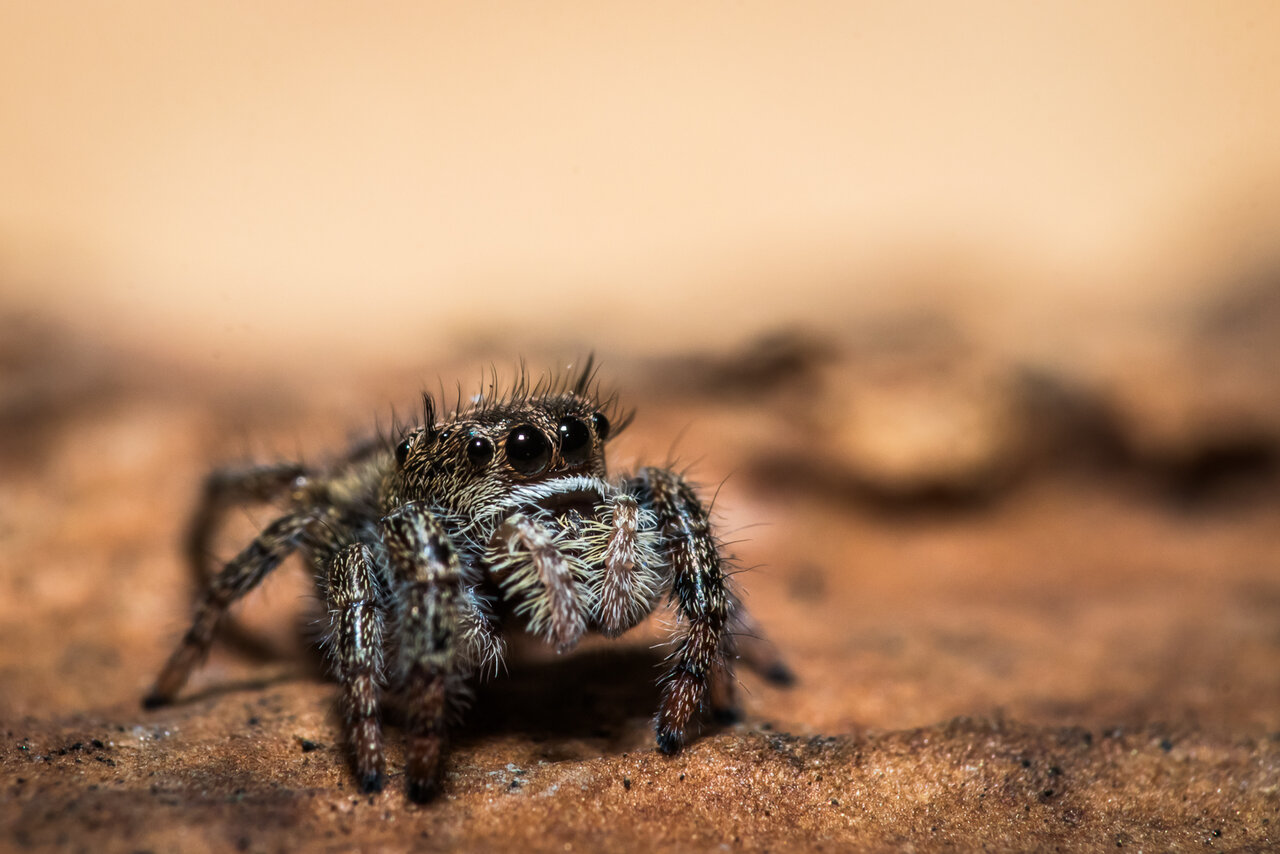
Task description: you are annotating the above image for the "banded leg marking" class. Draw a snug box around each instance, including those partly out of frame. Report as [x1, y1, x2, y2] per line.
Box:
[638, 467, 734, 754]
[325, 543, 386, 793]
[381, 503, 464, 803]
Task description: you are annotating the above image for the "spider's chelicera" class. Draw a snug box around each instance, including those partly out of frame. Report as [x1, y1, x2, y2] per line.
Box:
[144, 363, 792, 802]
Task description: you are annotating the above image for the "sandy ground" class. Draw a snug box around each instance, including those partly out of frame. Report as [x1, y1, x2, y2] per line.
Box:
[2, 306, 1279, 852]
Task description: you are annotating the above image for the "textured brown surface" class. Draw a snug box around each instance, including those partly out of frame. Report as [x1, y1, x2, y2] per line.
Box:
[2, 315, 1280, 853]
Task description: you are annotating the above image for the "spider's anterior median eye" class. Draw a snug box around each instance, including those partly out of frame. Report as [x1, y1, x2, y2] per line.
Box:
[395, 435, 415, 468]
[505, 424, 551, 475]
[557, 417, 593, 465]
[466, 434, 494, 467]
[591, 412, 611, 441]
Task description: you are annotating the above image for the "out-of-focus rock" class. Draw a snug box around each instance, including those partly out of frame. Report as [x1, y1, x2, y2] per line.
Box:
[1099, 269, 1280, 498]
[739, 318, 1124, 508]
[726, 281, 1280, 508]
[639, 327, 838, 403]
[819, 355, 1026, 501]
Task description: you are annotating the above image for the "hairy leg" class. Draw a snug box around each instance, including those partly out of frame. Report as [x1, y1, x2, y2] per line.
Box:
[145, 511, 316, 707]
[634, 467, 734, 754]
[592, 494, 662, 637]
[324, 543, 387, 793]
[380, 503, 465, 803]
[185, 462, 310, 660]
[186, 462, 309, 585]
[705, 592, 797, 724]
[726, 591, 796, 686]
[458, 589, 506, 676]
[489, 513, 587, 653]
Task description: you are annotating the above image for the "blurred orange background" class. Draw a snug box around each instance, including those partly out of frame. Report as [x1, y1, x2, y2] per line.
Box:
[4, 2, 1279, 370]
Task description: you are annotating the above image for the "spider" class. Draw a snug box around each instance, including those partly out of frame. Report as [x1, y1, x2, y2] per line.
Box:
[144, 363, 792, 802]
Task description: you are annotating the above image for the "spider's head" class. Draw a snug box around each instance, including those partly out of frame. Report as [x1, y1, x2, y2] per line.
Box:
[391, 377, 627, 526]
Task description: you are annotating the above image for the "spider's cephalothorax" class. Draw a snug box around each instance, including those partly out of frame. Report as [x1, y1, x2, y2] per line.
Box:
[144, 363, 792, 802]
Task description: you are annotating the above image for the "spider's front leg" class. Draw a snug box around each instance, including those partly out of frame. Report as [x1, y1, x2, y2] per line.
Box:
[634, 467, 736, 754]
[323, 543, 387, 793]
[380, 503, 466, 803]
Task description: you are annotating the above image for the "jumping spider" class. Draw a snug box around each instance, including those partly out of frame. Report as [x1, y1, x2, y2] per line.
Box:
[145, 364, 792, 802]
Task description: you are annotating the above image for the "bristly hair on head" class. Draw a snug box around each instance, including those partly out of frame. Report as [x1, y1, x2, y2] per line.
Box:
[446, 356, 632, 435]
[390, 357, 632, 445]
[420, 392, 437, 441]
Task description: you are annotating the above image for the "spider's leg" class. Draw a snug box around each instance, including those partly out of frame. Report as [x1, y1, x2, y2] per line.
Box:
[324, 543, 387, 793]
[725, 590, 795, 686]
[491, 513, 587, 653]
[704, 592, 796, 724]
[144, 511, 316, 707]
[593, 493, 661, 637]
[380, 503, 465, 803]
[186, 462, 311, 661]
[458, 589, 506, 675]
[634, 467, 735, 753]
[186, 462, 309, 585]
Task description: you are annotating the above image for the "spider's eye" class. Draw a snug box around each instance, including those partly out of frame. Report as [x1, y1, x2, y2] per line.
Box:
[466, 434, 494, 467]
[395, 435, 415, 468]
[591, 412, 611, 441]
[557, 417, 593, 465]
[505, 424, 551, 476]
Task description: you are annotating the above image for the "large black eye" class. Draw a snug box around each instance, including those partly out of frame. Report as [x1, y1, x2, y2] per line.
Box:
[591, 412, 611, 441]
[466, 433, 494, 467]
[505, 424, 551, 475]
[395, 435, 415, 468]
[557, 417, 593, 465]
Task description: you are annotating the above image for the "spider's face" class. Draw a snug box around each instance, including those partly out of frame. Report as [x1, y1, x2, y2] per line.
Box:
[393, 393, 615, 523]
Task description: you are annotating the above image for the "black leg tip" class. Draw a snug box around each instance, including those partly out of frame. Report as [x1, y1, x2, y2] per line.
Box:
[764, 662, 797, 687]
[656, 730, 684, 756]
[357, 772, 384, 795]
[141, 694, 168, 710]
[712, 705, 743, 726]
[406, 779, 438, 804]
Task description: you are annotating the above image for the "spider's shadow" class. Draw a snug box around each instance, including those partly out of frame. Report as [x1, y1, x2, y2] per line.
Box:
[163, 642, 670, 753]
[176, 672, 306, 707]
[453, 644, 666, 747]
